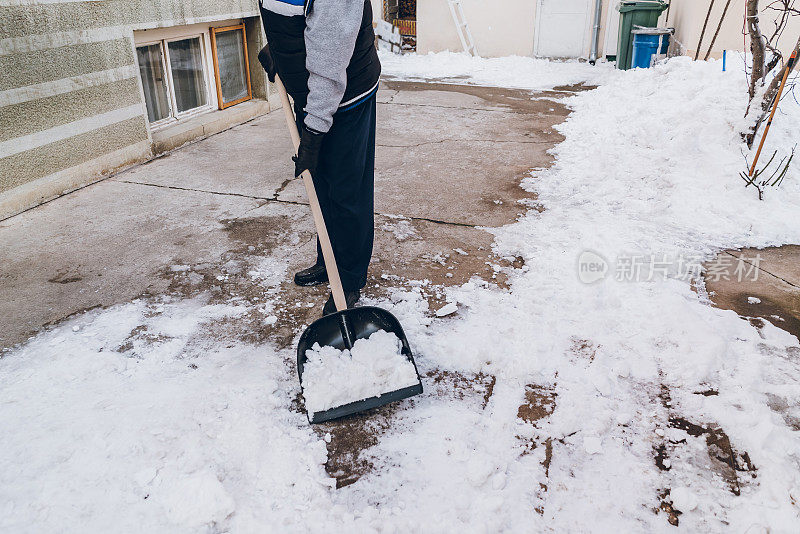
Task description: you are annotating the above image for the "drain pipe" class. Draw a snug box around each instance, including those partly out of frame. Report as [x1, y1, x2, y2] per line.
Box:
[589, 0, 604, 65]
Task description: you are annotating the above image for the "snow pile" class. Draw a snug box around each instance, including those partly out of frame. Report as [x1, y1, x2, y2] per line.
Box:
[355, 54, 800, 531]
[379, 50, 617, 90]
[3, 53, 800, 532]
[434, 302, 458, 317]
[0, 298, 335, 532]
[302, 330, 418, 414]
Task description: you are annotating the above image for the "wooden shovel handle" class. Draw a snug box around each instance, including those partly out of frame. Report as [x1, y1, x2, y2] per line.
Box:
[274, 77, 348, 312]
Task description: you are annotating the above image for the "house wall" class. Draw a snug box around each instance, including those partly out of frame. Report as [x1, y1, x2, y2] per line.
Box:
[418, 0, 538, 57]
[413, 0, 799, 60]
[0, 0, 264, 219]
[416, 0, 618, 58]
[371, 0, 383, 23]
[666, 0, 800, 59]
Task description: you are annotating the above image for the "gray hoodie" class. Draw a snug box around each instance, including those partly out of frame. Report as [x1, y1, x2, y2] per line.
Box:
[303, 0, 367, 133]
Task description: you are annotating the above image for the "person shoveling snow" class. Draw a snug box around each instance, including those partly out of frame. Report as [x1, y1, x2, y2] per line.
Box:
[259, 0, 380, 316]
[259, 0, 423, 422]
[301, 330, 420, 414]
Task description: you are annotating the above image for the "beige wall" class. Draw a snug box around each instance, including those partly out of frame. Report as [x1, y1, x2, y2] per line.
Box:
[667, 0, 800, 59]
[418, 0, 538, 57]
[371, 0, 383, 22]
[406, 0, 799, 60]
[415, 0, 617, 58]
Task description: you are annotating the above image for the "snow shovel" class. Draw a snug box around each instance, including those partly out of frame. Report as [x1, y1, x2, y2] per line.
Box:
[273, 77, 423, 424]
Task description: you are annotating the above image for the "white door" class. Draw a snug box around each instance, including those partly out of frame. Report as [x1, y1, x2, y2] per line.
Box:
[535, 0, 593, 58]
[603, 0, 621, 58]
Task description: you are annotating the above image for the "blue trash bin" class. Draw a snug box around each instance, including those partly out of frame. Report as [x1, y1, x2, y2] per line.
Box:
[631, 27, 672, 68]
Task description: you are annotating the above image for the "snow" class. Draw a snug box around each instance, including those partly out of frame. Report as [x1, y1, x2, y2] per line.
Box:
[748, 296, 762, 304]
[583, 436, 603, 455]
[434, 302, 458, 317]
[380, 50, 616, 90]
[157, 471, 236, 528]
[376, 52, 800, 530]
[3, 52, 800, 531]
[670, 486, 699, 512]
[0, 299, 325, 532]
[380, 215, 417, 241]
[301, 331, 419, 414]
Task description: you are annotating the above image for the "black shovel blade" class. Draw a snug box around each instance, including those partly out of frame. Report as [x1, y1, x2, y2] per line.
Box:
[296, 306, 423, 424]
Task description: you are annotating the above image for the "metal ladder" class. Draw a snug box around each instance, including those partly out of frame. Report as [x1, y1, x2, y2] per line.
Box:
[447, 0, 477, 56]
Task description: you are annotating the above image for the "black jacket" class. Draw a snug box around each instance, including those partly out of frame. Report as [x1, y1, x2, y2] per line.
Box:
[260, 0, 381, 124]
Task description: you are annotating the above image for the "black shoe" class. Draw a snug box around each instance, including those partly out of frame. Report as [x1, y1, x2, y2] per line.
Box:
[294, 262, 328, 286]
[322, 290, 360, 316]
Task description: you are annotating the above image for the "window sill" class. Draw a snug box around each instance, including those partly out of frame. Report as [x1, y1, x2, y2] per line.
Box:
[150, 99, 269, 155]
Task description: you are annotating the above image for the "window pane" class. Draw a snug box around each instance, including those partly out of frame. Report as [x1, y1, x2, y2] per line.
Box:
[167, 37, 208, 113]
[215, 29, 249, 105]
[136, 44, 170, 122]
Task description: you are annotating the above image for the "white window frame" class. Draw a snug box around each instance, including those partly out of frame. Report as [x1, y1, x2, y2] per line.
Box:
[135, 24, 229, 130]
[163, 33, 216, 120]
[135, 40, 173, 127]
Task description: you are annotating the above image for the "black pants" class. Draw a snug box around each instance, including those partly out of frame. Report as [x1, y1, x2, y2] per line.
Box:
[296, 95, 376, 291]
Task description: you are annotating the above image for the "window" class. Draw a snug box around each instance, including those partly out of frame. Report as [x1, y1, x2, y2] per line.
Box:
[136, 43, 170, 122]
[210, 24, 252, 109]
[135, 33, 213, 127]
[135, 22, 254, 127]
[167, 37, 208, 113]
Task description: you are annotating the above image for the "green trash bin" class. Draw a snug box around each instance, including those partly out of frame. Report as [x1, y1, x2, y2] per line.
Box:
[616, 1, 668, 70]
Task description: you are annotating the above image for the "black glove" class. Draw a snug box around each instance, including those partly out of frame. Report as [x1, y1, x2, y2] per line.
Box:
[257, 44, 276, 83]
[293, 125, 324, 177]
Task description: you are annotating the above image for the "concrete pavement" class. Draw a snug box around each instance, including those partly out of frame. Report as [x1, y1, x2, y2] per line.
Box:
[0, 79, 576, 350]
[4, 78, 794, 503]
[1, 78, 582, 487]
[705, 246, 800, 340]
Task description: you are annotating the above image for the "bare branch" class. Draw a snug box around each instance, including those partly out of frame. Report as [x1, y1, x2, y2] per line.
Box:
[743, 0, 800, 145]
[760, 33, 800, 112]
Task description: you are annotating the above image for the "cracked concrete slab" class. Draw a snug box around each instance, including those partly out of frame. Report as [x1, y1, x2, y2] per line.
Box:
[373, 83, 563, 226]
[704, 246, 800, 340]
[377, 90, 563, 146]
[0, 78, 587, 489]
[0, 80, 574, 356]
[0, 179, 260, 347]
[731, 245, 800, 286]
[110, 113, 295, 201]
[373, 141, 540, 227]
[279, 81, 566, 227]
[381, 80, 579, 118]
